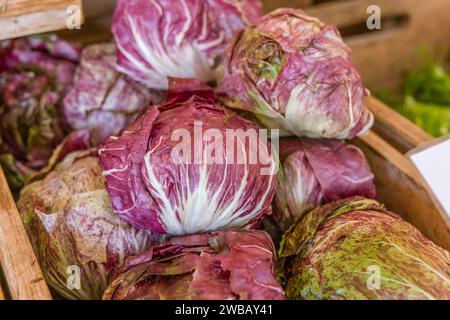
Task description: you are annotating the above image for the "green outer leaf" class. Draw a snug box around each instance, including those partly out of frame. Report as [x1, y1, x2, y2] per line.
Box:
[0, 153, 34, 194]
[278, 197, 381, 259]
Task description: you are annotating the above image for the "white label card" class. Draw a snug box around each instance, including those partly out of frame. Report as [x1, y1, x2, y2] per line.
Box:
[409, 137, 450, 218]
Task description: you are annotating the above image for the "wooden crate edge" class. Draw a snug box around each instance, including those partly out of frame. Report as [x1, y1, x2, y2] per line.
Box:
[0, 131, 448, 299]
[367, 96, 433, 153]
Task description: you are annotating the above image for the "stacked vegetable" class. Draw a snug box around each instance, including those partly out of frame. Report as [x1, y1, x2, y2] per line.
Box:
[379, 61, 450, 137]
[1, 0, 449, 300]
[0, 36, 81, 192]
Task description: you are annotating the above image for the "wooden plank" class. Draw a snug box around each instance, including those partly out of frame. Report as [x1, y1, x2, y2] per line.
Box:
[353, 131, 450, 251]
[366, 96, 433, 153]
[0, 0, 84, 40]
[0, 168, 52, 300]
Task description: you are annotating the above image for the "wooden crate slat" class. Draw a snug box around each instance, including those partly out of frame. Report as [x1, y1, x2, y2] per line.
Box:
[304, 0, 450, 91]
[0, 168, 52, 300]
[354, 131, 450, 251]
[366, 96, 433, 153]
[262, 0, 313, 12]
[0, 284, 5, 300]
[0, 0, 84, 40]
[0, 0, 80, 17]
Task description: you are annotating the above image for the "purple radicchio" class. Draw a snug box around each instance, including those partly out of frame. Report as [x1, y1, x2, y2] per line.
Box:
[277, 197, 450, 300]
[99, 78, 277, 235]
[0, 36, 81, 191]
[111, 0, 262, 89]
[18, 149, 159, 300]
[273, 138, 376, 231]
[63, 43, 164, 146]
[218, 8, 373, 139]
[103, 230, 285, 300]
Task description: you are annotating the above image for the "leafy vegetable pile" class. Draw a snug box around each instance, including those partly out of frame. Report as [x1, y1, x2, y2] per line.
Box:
[278, 198, 450, 300]
[1, 0, 449, 300]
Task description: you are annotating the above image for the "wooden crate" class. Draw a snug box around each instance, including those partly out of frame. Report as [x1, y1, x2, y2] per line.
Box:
[0, 0, 84, 40]
[263, 0, 450, 92]
[56, 0, 114, 44]
[0, 0, 449, 301]
[262, 0, 443, 153]
[1, 129, 449, 300]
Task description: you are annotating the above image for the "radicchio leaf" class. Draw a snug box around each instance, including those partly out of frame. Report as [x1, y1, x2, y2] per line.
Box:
[0, 36, 80, 191]
[278, 197, 450, 300]
[103, 230, 285, 300]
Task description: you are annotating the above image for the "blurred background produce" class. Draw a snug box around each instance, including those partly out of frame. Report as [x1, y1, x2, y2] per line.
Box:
[0, 0, 449, 301]
[63, 42, 164, 146]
